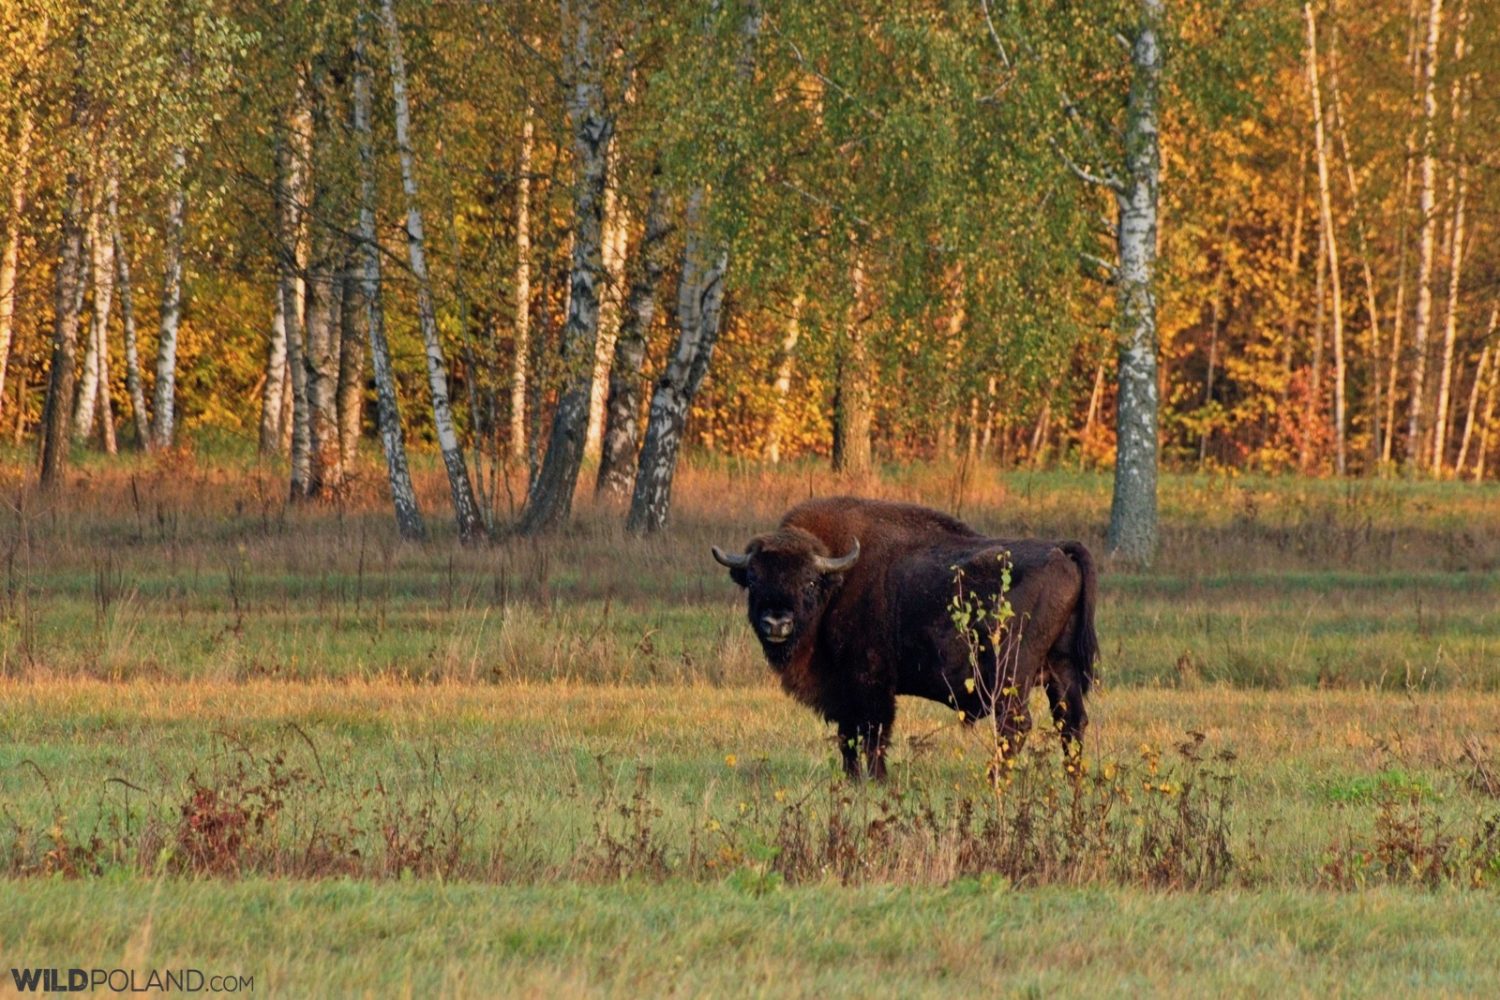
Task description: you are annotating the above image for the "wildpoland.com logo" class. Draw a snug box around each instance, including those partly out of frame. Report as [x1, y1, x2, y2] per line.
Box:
[10, 968, 254, 993]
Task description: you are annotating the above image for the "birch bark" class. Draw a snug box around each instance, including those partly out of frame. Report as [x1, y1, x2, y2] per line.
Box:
[151, 145, 187, 450]
[110, 194, 150, 446]
[39, 170, 86, 487]
[0, 109, 31, 420]
[626, 189, 730, 533]
[1431, 0, 1469, 473]
[1404, 0, 1443, 471]
[597, 182, 670, 498]
[510, 103, 534, 461]
[1106, 0, 1163, 563]
[1304, 3, 1346, 474]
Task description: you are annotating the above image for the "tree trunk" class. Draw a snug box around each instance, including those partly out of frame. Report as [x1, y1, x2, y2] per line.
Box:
[1404, 0, 1443, 472]
[337, 265, 366, 471]
[1476, 325, 1498, 482]
[1431, 0, 1469, 474]
[39, 170, 87, 488]
[1327, 16, 1384, 470]
[1456, 304, 1496, 473]
[71, 217, 101, 443]
[626, 189, 730, 534]
[624, 3, 761, 534]
[1304, 3, 1346, 475]
[1107, 0, 1163, 564]
[586, 133, 629, 461]
[89, 197, 117, 455]
[764, 289, 805, 466]
[303, 65, 344, 499]
[517, 0, 612, 535]
[151, 145, 187, 450]
[1384, 0, 1424, 465]
[111, 198, 150, 447]
[510, 102, 534, 461]
[382, 0, 484, 541]
[831, 250, 872, 476]
[0, 108, 31, 422]
[281, 90, 313, 491]
[597, 182, 670, 497]
[260, 275, 289, 454]
[355, 7, 424, 540]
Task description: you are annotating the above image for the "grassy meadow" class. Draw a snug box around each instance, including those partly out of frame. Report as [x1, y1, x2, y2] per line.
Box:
[2, 451, 1500, 996]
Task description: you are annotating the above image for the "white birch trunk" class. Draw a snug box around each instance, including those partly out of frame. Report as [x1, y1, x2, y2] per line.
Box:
[71, 216, 101, 442]
[40, 169, 87, 487]
[89, 197, 117, 454]
[150, 145, 187, 450]
[1327, 20, 1384, 467]
[1476, 327, 1499, 482]
[764, 290, 805, 465]
[110, 199, 150, 447]
[0, 109, 31, 421]
[1384, 0, 1424, 465]
[597, 181, 670, 497]
[626, 188, 730, 533]
[1304, 3, 1346, 474]
[625, 3, 761, 533]
[382, 0, 484, 540]
[1456, 304, 1497, 473]
[585, 134, 628, 460]
[1431, 0, 1469, 474]
[355, 7, 424, 540]
[1405, 0, 1443, 471]
[337, 266, 365, 470]
[260, 275, 289, 454]
[510, 103, 534, 461]
[281, 89, 312, 489]
[831, 251, 872, 476]
[1106, 0, 1163, 563]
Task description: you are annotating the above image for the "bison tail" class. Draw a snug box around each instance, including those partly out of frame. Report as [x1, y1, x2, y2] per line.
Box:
[1060, 541, 1099, 695]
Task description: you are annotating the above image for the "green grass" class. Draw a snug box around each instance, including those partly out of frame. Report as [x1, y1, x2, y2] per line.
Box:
[6, 880, 1499, 997]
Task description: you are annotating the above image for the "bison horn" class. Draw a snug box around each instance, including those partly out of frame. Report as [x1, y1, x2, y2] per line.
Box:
[812, 538, 860, 574]
[711, 546, 751, 569]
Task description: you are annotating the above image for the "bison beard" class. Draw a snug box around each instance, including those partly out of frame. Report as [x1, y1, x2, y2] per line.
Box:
[714, 496, 1099, 780]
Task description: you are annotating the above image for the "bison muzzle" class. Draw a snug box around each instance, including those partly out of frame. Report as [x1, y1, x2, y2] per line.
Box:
[714, 496, 1099, 779]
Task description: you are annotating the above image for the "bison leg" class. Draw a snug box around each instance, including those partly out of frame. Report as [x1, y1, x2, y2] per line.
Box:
[837, 717, 892, 781]
[1045, 658, 1089, 752]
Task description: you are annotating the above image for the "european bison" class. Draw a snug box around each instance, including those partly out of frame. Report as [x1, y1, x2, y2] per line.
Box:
[713, 496, 1098, 779]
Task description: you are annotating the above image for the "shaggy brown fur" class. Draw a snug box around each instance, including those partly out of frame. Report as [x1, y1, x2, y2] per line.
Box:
[714, 496, 1098, 779]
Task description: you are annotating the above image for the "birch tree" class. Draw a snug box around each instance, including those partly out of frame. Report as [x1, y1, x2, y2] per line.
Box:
[597, 182, 670, 498]
[0, 110, 31, 420]
[381, 0, 484, 541]
[110, 194, 150, 445]
[627, 190, 730, 532]
[518, 0, 613, 535]
[354, 4, 424, 540]
[1431, 0, 1469, 473]
[39, 172, 87, 488]
[150, 144, 187, 450]
[280, 101, 314, 495]
[1404, 0, 1443, 471]
[1304, 2, 1346, 474]
[626, 2, 762, 534]
[509, 102, 534, 461]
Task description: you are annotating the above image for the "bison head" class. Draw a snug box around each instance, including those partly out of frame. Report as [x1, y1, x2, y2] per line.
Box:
[712, 528, 860, 666]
